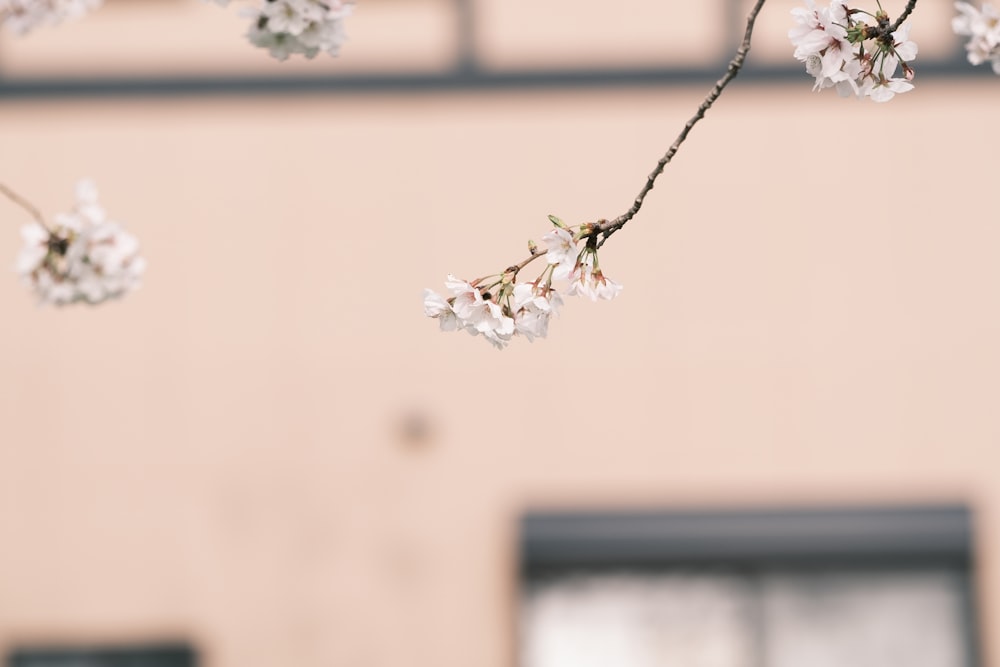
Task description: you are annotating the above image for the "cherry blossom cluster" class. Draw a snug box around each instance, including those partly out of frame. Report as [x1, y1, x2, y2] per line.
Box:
[204, 0, 353, 61]
[0, 0, 100, 34]
[424, 217, 622, 349]
[789, 0, 918, 102]
[953, 2, 1000, 73]
[12, 181, 145, 306]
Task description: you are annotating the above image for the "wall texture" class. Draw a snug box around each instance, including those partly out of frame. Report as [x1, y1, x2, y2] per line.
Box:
[0, 2, 997, 666]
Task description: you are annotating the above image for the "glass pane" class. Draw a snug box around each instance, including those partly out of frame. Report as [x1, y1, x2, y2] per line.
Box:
[520, 572, 757, 667]
[762, 571, 969, 667]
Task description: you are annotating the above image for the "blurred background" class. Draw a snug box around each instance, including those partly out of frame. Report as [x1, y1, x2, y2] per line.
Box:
[0, 0, 997, 665]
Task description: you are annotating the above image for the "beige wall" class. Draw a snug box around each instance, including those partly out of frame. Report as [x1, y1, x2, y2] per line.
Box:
[1, 2, 999, 667]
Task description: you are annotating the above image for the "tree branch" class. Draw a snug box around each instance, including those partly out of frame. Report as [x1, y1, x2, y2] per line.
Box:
[494, 0, 770, 280]
[889, 0, 919, 33]
[0, 183, 51, 234]
[595, 0, 768, 248]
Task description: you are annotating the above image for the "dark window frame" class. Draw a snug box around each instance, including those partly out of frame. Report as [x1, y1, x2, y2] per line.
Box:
[519, 504, 981, 667]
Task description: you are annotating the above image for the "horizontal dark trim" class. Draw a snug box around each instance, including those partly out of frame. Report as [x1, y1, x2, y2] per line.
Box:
[521, 504, 973, 570]
[8, 643, 197, 667]
[0, 60, 992, 101]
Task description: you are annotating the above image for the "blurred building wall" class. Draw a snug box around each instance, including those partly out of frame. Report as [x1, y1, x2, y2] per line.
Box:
[0, 1, 998, 666]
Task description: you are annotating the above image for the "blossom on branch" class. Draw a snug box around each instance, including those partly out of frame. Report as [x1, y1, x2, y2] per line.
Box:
[953, 2, 1000, 73]
[789, 0, 918, 102]
[0, 0, 100, 34]
[568, 262, 623, 302]
[541, 226, 578, 280]
[11, 180, 145, 306]
[424, 216, 620, 349]
[204, 0, 353, 61]
[512, 281, 563, 341]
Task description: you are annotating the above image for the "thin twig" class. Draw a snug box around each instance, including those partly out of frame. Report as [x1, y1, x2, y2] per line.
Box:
[505, 248, 548, 275]
[0, 182, 51, 233]
[596, 0, 768, 248]
[889, 0, 918, 33]
[495, 0, 769, 279]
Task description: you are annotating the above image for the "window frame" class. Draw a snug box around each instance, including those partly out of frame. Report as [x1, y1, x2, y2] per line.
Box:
[519, 504, 981, 667]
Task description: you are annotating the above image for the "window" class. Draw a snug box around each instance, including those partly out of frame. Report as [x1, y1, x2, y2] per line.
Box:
[519, 505, 979, 667]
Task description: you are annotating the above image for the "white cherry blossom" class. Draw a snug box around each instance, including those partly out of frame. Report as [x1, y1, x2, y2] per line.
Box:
[512, 282, 563, 342]
[953, 2, 1000, 73]
[425, 215, 624, 347]
[0, 0, 101, 34]
[789, 0, 919, 102]
[423, 289, 458, 332]
[542, 227, 579, 280]
[445, 274, 487, 322]
[204, 0, 353, 60]
[568, 263, 623, 302]
[13, 180, 145, 306]
[423, 275, 517, 348]
[454, 287, 514, 348]
[791, 0, 853, 92]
